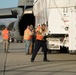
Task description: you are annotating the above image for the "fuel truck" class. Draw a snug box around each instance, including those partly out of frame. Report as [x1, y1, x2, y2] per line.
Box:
[33, 0, 76, 53]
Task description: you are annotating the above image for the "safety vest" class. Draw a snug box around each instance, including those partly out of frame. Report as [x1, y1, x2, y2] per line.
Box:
[36, 27, 44, 40]
[2, 29, 9, 40]
[24, 28, 32, 40]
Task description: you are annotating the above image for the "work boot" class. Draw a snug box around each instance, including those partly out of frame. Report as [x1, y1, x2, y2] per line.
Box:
[31, 60, 34, 62]
[6, 50, 10, 53]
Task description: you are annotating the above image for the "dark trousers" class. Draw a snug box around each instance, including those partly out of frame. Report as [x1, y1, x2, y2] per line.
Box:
[31, 40, 48, 61]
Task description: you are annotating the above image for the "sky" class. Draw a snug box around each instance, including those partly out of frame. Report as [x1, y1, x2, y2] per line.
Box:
[0, 0, 19, 9]
[0, 0, 19, 26]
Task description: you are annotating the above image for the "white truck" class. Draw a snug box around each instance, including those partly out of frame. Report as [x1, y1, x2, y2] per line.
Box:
[33, 0, 76, 53]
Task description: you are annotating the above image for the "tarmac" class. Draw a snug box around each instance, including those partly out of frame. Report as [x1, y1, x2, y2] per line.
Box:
[0, 42, 76, 75]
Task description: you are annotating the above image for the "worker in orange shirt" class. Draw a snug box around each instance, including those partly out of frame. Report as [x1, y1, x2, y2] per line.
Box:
[29, 25, 35, 54]
[1, 27, 10, 53]
[31, 24, 50, 62]
[23, 25, 34, 54]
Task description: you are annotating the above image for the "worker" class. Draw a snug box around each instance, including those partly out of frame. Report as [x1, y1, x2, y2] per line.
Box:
[23, 25, 34, 54]
[31, 24, 50, 62]
[1, 27, 10, 53]
[29, 25, 35, 54]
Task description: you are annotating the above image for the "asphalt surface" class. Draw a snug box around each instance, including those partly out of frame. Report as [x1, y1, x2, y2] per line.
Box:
[0, 42, 76, 75]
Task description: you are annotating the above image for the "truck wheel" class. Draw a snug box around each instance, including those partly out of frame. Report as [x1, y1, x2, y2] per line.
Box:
[60, 46, 63, 53]
[60, 46, 68, 53]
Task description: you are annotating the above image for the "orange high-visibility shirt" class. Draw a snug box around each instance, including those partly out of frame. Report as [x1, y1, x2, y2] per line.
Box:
[24, 28, 32, 40]
[2, 29, 9, 40]
[36, 34, 43, 40]
[36, 27, 43, 40]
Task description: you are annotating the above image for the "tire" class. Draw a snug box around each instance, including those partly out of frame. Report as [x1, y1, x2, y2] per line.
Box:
[60, 46, 68, 53]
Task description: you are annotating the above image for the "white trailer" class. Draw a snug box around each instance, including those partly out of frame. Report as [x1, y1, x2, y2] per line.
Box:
[33, 0, 76, 53]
